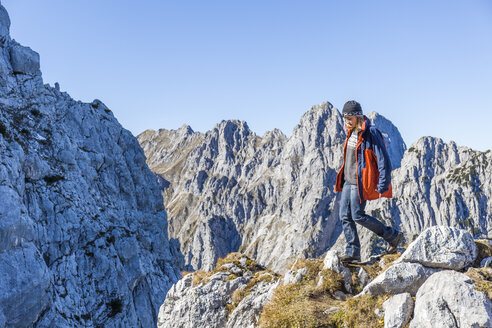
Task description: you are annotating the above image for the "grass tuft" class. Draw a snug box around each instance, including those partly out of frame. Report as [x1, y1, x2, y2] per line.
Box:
[258, 258, 345, 328]
[328, 294, 389, 328]
[466, 267, 492, 300]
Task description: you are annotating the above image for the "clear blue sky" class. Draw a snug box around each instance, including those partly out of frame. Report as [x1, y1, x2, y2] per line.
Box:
[3, 0, 491, 151]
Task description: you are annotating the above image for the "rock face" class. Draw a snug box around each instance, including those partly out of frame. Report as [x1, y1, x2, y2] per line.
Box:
[370, 136, 491, 239]
[396, 226, 477, 270]
[138, 104, 407, 272]
[409, 270, 492, 328]
[0, 4, 181, 327]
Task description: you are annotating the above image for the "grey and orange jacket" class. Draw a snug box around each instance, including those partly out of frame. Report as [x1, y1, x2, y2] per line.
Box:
[335, 116, 392, 202]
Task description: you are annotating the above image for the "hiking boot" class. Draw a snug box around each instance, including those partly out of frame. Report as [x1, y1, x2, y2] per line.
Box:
[340, 254, 361, 264]
[387, 232, 403, 254]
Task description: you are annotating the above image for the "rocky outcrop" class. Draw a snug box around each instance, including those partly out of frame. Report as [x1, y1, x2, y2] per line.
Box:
[409, 270, 492, 328]
[0, 4, 181, 327]
[157, 254, 280, 328]
[138, 103, 407, 272]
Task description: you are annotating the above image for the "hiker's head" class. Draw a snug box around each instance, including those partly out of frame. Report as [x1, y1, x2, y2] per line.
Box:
[342, 100, 364, 130]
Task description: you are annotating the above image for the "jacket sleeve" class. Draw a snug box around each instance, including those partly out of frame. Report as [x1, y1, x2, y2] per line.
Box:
[371, 128, 392, 193]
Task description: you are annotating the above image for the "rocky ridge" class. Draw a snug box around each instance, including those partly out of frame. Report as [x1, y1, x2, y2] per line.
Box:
[158, 226, 492, 328]
[0, 4, 181, 327]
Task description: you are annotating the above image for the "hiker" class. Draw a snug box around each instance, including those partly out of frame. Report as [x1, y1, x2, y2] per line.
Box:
[335, 100, 403, 264]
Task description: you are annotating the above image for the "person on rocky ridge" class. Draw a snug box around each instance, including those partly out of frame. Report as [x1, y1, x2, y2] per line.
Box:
[335, 100, 403, 264]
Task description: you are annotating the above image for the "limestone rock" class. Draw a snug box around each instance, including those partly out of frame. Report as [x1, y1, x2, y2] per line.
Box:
[157, 260, 280, 328]
[361, 262, 438, 296]
[396, 226, 477, 270]
[226, 279, 280, 328]
[382, 293, 413, 328]
[323, 250, 352, 293]
[0, 246, 51, 328]
[283, 267, 307, 285]
[481, 256, 492, 268]
[357, 267, 371, 288]
[409, 270, 492, 328]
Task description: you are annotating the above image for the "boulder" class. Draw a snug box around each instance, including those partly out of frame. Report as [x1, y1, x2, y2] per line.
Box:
[357, 267, 371, 288]
[409, 270, 492, 328]
[382, 293, 413, 328]
[323, 250, 352, 293]
[396, 226, 477, 270]
[361, 262, 438, 296]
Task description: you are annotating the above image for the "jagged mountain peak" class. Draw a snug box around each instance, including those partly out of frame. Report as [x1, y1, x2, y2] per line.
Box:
[211, 119, 252, 137]
[0, 3, 10, 39]
[291, 101, 340, 134]
[177, 123, 195, 135]
[366, 111, 407, 169]
[262, 128, 287, 143]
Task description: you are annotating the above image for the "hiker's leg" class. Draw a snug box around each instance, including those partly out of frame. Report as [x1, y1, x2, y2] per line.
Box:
[339, 183, 360, 258]
[350, 192, 398, 242]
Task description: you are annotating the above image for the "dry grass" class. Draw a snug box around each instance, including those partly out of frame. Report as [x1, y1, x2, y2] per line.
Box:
[192, 270, 212, 286]
[466, 267, 492, 300]
[258, 282, 343, 328]
[190, 252, 246, 286]
[329, 294, 390, 328]
[258, 258, 345, 328]
[257, 254, 402, 328]
[379, 253, 401, 272]
[181, 270, 193, 278]
[474, 240, 492, 267]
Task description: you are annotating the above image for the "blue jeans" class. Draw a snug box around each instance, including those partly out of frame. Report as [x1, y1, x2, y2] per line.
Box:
[339, 182, 398, 258]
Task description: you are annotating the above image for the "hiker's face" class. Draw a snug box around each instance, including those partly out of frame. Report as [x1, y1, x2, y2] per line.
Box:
[344, 116, 358, 130]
